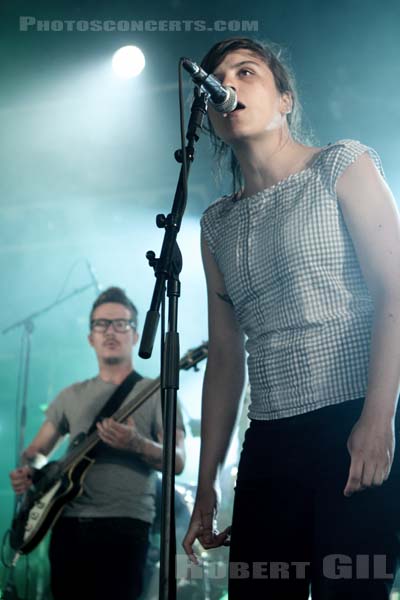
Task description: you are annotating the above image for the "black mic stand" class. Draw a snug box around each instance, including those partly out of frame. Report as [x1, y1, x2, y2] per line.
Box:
[139, 87, 208, 600]
[3, 283, 96, 480]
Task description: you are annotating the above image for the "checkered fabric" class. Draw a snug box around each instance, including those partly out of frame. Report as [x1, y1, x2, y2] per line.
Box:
[201, 139, 385, 420]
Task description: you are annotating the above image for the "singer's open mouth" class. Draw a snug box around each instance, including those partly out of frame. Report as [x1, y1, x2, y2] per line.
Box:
[233, 101, 246, 111]
[223, 101, 246, 118]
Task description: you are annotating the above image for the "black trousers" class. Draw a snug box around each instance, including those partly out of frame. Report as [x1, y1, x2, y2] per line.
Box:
[229, 398, 400, 599]
[49, 516, 150, 600]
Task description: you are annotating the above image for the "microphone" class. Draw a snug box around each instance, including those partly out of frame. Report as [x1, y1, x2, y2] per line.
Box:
[181, 57, 237, 114]
[86, 260, 102, 294]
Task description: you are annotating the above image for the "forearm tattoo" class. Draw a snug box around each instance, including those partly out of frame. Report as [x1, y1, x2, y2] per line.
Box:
[216, 292, 234, 306]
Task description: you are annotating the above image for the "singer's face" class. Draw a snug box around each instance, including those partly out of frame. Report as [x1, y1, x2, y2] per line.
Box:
[88, 302, 138, 366]
[207, 49, 291, 145]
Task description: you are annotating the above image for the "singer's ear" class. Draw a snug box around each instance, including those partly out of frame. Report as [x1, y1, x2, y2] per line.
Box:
[131, 330, 139, 347]
[280, 91, 293, 115]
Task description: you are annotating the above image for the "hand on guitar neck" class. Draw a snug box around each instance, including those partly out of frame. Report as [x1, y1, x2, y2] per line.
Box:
[96, 416, 144, 452]
[97, 416, 185, 474]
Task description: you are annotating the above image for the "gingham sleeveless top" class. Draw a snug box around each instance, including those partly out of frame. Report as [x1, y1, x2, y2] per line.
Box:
[201, 139, 384, 420]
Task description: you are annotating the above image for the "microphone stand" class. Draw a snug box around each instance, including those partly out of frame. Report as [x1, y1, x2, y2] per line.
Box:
[2, 283, 95, 478]
[139, 87, 208, 600]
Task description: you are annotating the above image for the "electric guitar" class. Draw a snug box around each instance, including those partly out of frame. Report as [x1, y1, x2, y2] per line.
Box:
[9, 342, 208, 557]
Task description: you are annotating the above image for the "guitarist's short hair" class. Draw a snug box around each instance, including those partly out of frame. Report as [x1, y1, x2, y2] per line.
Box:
[90, 287, 138, 330]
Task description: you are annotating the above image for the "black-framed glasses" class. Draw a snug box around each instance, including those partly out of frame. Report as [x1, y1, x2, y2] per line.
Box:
[90, 318, 136, 333]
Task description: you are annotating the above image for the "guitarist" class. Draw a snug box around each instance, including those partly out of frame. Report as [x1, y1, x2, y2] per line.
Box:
[9, 286, 186, 600]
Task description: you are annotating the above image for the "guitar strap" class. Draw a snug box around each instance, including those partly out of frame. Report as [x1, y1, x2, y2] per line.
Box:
[87, 370, 143, 436]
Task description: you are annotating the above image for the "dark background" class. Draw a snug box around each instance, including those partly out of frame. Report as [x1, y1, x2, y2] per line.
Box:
[0, 0, 399, 597]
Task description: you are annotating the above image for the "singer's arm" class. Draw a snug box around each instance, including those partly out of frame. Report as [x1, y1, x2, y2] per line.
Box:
[183, 233, 245, 561]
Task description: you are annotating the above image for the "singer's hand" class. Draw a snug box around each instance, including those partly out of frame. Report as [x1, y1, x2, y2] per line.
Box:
[183, 486, 231, 564]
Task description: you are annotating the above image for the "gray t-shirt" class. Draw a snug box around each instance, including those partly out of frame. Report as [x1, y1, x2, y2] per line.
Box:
[46, 375, 184, 523]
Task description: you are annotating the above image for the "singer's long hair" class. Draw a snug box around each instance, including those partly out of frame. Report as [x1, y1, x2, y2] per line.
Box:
[200, 37, 313, 195]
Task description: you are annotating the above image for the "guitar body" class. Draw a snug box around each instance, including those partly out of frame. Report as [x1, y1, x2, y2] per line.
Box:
[10, 456, 94, 555]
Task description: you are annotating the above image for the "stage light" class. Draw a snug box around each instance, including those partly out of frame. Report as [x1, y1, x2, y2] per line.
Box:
[112, 46, 145, 79]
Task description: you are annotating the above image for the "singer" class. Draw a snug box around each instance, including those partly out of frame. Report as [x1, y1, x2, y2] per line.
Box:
[10, 287, 186, 600]
[183, 37, 400, 599]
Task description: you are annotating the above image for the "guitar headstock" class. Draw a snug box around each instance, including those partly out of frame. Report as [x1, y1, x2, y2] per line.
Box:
[179, 341, 208, 371]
